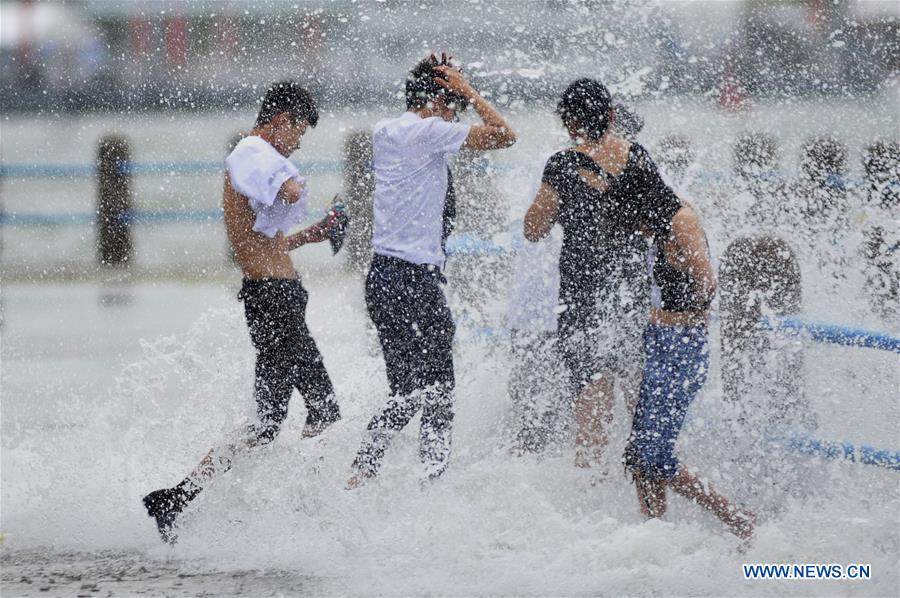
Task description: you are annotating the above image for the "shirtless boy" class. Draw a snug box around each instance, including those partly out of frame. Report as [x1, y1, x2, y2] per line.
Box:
[143, 81, 343, 542]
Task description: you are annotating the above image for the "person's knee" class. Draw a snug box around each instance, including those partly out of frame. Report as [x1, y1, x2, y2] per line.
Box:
[421, 350, 455, 390]
[429, 405, 453, 433]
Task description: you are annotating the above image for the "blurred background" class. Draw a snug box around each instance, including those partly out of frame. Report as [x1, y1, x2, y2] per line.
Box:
[1, 0, 898, 110]
[1, 0, 897, 278]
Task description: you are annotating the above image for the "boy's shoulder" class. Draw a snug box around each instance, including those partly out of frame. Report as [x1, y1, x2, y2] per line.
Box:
[227, 135, 277, 163]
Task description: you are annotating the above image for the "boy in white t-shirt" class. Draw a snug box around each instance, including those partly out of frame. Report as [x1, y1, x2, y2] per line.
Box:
[143, 81, 344, 542]
[347, 54, 517, 487]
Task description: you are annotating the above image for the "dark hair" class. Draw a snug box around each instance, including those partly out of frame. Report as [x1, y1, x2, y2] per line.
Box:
[557, 78, 612, 140]
[405, 55, 467, 111]
[255, 80, 319, 127]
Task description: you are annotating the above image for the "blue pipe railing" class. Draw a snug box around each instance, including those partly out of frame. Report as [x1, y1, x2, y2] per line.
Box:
[768, 432, 900, 472]
[1, 160, 875, 187]
[0, 159, 344, 179]
[0, 209, 224, 226]
[0, 163, 97, 178]
[760, 315, 900, 354]
[460, 313, 900, 356]
[0, 208, 357, 226]
[0, 211, 98, 226]
[445, 233, 514, 257]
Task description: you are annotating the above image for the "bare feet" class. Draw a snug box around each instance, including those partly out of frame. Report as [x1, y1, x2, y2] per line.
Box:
[302, 419, 335, 438]
[726, 508, 757, 541]
[574, 445, 605, 469]
[346, 472, 370, 490]
[670, 467, 755, 539]
[633, 471, 668, 518]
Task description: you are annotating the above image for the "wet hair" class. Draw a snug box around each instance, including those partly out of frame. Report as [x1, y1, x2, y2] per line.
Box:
[255, 80, 319, 127]
[556, 78, 612, 140]
[405, 55, 467, 111]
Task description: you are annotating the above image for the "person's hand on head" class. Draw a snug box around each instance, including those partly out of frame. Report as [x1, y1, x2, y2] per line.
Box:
[429, 52, 454, 68]
[434, 64, 474, 100]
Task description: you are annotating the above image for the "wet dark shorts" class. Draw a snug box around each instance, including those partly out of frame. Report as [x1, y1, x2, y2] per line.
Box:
[365, 254, 455, 397]
[556, 302, 644, 392]
[239, 278, 338, 438]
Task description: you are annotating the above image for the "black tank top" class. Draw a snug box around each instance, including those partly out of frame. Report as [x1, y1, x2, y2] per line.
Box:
[649, 242, 710, 312]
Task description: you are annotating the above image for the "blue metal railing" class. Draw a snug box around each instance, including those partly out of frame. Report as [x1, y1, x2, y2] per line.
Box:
[0, 159, 344, 179]
[445, 233, 514, 257]
[768, 431, 900, 472]
[0, 209, 226, 226]
[461, 312, 900, 356]
[760, 315, 900, 354]
[3, 159, 882, 230]
[2, 159, 878, 184]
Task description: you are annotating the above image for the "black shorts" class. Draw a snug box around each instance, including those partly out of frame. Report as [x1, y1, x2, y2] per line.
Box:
[557, 291, 645, 392]
[239, 278, 338, 438]
[365, 254, 455, 397]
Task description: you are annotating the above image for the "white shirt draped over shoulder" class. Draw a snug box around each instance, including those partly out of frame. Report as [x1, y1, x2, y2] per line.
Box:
[371, 111, 471, 268]
[225, 135, 309, 238]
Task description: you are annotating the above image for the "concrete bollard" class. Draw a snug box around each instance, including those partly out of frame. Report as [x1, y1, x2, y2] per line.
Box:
[861, 139, 899, 208]
[732, 132, 779, 180]
[445, 148, 514, 333]
[797, 136, 849, 222]
[860, 139, 900, 320]
[96, 135, 133, 267]
[731, 132, 789, 229]
[341, 131, 375, 273]
[719, 235, 811, 427]
[656, 133, 695, 184]
[450, 148, 507, 236]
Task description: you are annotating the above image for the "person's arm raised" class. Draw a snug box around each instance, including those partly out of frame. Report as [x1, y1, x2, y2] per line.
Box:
[434, 65, 517, 151]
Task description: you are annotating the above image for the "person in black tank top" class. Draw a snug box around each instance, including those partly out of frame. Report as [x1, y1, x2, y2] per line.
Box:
[525, 79, 680, 471]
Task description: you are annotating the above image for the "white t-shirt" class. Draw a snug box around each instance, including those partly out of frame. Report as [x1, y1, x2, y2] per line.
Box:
[371, 111, 471, 267]
[225, 136, 308, 238]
